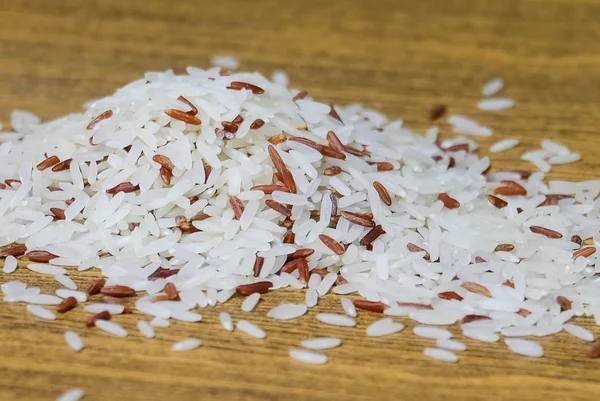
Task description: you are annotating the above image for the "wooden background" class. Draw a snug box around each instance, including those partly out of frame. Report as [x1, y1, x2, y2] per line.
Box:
[1, 0, 600, 400]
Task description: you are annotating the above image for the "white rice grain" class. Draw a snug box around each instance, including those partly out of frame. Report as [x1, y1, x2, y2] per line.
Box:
[529, 157, 551, 173]
[436, 339, 467, 351]
[316, 313, 356, 327]
[289, 348, 328, 365]
[267, 304, 308, 320]
[490, 138, 519, 153]
[172, 338, 202, 351]
[424, 347, 459, 363]
[447, 115, 492, 137]
[64, 331, 84, 352]
[26, 305, 56, 320]
[366, 318, 404, 337]
[341, 297, 357, 317]
[305, 288, 318, 308]
[84, 303, 125, 314]
[413, 326, 452, 340]
[316, 272, 337, 296]
[301, 337, 342, 350]
[236, 320, 266, 338]
[94, 320, 128, 337]
[22, 294, 63, 305]
[56, 389, 84, 401]
[171, 310, 202, 323]
[541, 139, 570, 156]
[481, 78, 504, 96]
[241, 292, 261, 312]
[56, 289, 87, 302]
[27, 263, 66, 275]
[54, 274, 78, 290]
[2, 255, 17, 274]
[219, 312, 234, 332]
[548, 153, 581, 165]
[478, 98, 515, 111]
[462, 329, 500, 343]
[137, 320, 155, 339]
[563, 323, 594, 342]
[505, 338, 544, 358]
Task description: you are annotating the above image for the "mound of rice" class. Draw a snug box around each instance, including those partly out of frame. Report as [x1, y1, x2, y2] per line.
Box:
[1, 64, 599, 366]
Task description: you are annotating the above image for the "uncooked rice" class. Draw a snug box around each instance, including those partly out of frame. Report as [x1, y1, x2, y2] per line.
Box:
[26, 304, 56, 320]
[435, 339, 466, 351]
[54, 274, 78, 290]
[150, 317, 170, 328]
[172, 337, 202, 351]
[94, 320, 128, 337]
[84, 303, 125, 314]
[2, 255, 17, 273]
[27, 264, 66, 275]
[481, 78, 504, 96]
[56, 289, 87, 302]
[528, 157, 552, 173]
[413, 326, 452, 340]
[23, 294, 63, 305]
[301, 337, 342, 350]
[219, 312, 234, 331]
[341, 297, 357, 317]
[447, 115, 492, 136]
[490, 138, 519, 153]
[0, 63, 598, 368]
[541, 139, 571, 156]
[563, 323, 595, 342]
[241, 292, 261, 312]
[316, 313, 356, 327]
[64, 330, 84, 352]
[56, 389, 84, 401]
[305, 288, 318, 308]
[137, 320, 155, 338]
[462, 329, 500, 343]
[424, 347, 459, 363]
[171, 310, 202, 322]
[266, 303, 308, 320]
[366, 318, 404, 337]
[548, 153, 581, 165]
[477, 98, 515, 111]
[236, 320, 266, 338]
[289, 348, 328, 364]
[504, 338, 544, 358]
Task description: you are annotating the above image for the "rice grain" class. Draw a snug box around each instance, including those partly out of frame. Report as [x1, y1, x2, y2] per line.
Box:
[172, 338, 202, 351]
[301, 337, 342, 350]
[236, 320, 266, 338]
[424, 347, 459, 363]
[289, 349, 328, 364]
[64, 331, 84, 352]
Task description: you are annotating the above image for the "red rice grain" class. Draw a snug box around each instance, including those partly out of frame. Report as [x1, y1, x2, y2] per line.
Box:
[437, 193, 460, 209]
[529, 225, 563, 239]
[86, 110, 113, 130]
[227, 81, 265, 94]
[461, 281, 492, 297]
[318, 234, 345, 255]
[353, 300, 387, 313]
[36, 156, 60, 171]
[165, 109, 202, 125]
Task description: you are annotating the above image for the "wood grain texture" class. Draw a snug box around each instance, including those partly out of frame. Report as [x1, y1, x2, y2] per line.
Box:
[1, 0, 600, 400]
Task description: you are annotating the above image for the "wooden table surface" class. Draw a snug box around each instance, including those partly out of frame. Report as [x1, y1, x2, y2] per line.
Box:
[1, 0, 600, 400]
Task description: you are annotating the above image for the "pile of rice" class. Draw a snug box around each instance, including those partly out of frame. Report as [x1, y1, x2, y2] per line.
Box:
[1, 62, 599, 388]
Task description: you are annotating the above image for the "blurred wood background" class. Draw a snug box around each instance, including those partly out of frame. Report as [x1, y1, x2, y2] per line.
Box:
[1, 0, 600, 400]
